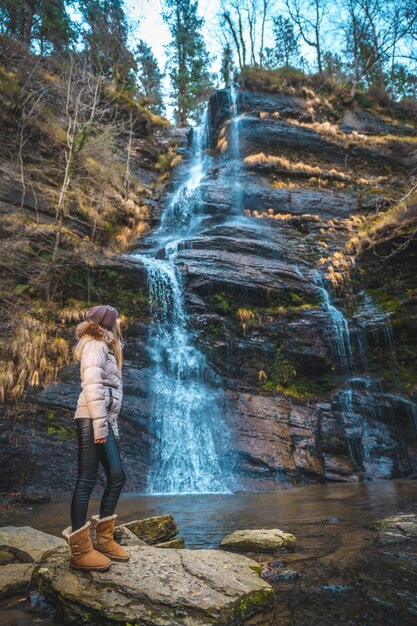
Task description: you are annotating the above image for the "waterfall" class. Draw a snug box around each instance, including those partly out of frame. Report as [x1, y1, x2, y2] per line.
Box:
[228, 83, 244, 216]
[229, 82, 240, 158]
[141, 257, 231, 494]
[314, 271, 417, 473]
[356, 292, 398, 369]
[159, 107, 210, 238]
[314, 271, 353, 372]
[131, 104, 235, 495]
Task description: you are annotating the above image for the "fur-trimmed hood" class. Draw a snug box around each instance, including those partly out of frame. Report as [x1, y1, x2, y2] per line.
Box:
[74, 320, 115, 361]
[73, 319, 123, 441]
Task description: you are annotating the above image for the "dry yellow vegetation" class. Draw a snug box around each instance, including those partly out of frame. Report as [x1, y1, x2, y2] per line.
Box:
[244, 152, 351, 181]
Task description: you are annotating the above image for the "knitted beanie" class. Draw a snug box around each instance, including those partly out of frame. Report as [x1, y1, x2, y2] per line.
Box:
[86, 305, 119, 330]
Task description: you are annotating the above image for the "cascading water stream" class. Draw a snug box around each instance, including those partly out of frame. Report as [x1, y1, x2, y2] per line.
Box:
[141, 256, 231, 493]
[131, 98, 237, 494]
[228, 83, 244, 216]
[159, 107, 210, 239]
[313, 271, 353, 372]
[314, 270, 417, 473]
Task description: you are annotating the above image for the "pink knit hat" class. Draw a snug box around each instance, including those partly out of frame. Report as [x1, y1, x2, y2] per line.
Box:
[86, 305, 119, 330]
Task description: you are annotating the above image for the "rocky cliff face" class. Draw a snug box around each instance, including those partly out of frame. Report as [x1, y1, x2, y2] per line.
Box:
[4, 84, 417, 494]
[176, 88, 417, 488]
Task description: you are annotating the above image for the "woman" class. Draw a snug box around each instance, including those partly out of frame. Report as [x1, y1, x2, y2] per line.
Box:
[62, 305, 129, 570]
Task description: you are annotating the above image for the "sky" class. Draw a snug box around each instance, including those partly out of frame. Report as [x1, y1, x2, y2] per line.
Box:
[67, 0, 297, 122]
[125, 0, 224, 75]
[123, 0, 287, 120]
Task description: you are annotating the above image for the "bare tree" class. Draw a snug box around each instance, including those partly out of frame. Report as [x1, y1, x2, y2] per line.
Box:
[285, 0, 329, 73]
[259, 0, 274, 67]
[339, 0, 370, 98]
[220, 0, 275, 69]
[221, 0, 247, 71]
[52, 58, 101, 270]
[338, 0, 417, 98]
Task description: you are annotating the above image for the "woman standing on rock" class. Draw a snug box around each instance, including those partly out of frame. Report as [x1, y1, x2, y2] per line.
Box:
[62, 305, 130, 570]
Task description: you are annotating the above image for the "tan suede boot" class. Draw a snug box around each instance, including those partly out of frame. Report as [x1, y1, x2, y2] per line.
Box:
[92, 513, 130, 562]
[62, 521, 112, 571]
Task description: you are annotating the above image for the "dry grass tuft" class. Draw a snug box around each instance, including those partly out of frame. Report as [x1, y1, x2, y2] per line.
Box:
[1, 314, 70, 402]
[345, 188, 417, 256]
[236, 308, 257, 334]
[244, 152, 351, 181]
[217, 125, 228, 153]
[318, 251, 355, 291]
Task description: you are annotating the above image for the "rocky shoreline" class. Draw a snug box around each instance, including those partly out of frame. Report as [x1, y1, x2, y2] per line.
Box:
[0, 516, 288, 625]
[1, 507, 416, 625]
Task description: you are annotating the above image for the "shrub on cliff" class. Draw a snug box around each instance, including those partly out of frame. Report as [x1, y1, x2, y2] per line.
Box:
[0, 36, 172, 403]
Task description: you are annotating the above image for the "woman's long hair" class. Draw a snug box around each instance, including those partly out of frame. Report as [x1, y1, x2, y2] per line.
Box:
[111, 320, 124, 371]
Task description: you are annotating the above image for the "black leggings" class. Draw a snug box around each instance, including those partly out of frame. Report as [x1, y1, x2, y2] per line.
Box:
[70, 418, 126, 531]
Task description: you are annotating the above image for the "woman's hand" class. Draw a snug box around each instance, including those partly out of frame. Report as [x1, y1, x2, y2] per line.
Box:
[95, 437, 108, 444]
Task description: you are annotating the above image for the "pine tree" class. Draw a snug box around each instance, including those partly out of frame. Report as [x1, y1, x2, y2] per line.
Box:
[220, 43, 234, 87]
[163, 0, 213, 126]
[266, 15, 300, 68]
[38, 0, 75, 53]
[0, 0, 75, 53]
[135, 39, 165, 115]
[79, 0, 136, 86]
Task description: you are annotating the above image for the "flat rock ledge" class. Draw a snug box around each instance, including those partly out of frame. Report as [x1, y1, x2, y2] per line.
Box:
[0, 525, 67, 562]
[220, 529, 296, 552]
[33, 544, 275, 626]
[372, 513, 417, 545]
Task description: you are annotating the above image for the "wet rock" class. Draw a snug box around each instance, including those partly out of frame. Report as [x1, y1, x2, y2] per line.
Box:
[220, 528, 296, 552]
[0, 545, 33, 565]
[239, 91, 305, 118]
[373, 513, 417, 545]
[319, 584, 353, 593]
[0, 563, 35, 598]
[341, 109, 415, 136]
[237, 116, 400, 174]
[229, 392, 325, 486]
[322, 455, 361, 482]
[113, 525, 146, 547]
[261, 566, 304, 582]
[0, 526, 66, 562]
[238, 117, 348, 165]
[178, 245, 314, 307]
[168, 126, 189, 147]
[121, 514, 179, 544]
[268, 559, 287, 568]
[239, 173, 358, 219]
[20, 492, 51, 504]
[33, 545, 275, 626]
[154, 537, 185, 549]
[317, 516, 339, 525]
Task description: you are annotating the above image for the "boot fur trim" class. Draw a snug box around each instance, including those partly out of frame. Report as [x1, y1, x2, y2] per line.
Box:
[62, 520, 91, 541]
[91, 514, 117, 524]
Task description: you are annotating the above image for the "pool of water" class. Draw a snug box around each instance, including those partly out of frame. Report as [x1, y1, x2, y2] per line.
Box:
[1, 479, 416, 625]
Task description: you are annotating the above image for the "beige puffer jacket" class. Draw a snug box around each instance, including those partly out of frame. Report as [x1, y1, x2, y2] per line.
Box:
[73, 320, 123, 441]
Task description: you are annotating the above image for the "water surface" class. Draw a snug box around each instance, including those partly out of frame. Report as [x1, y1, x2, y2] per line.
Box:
[1, 480, 416, 625]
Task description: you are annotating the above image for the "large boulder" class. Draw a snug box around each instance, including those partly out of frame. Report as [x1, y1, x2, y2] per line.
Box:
[0, 526, 67, 562]
[220, 529, 296, 552]
[33, 544, 275, 625]
[121, 514, 179, 544]
[0, 526, 66, 600]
